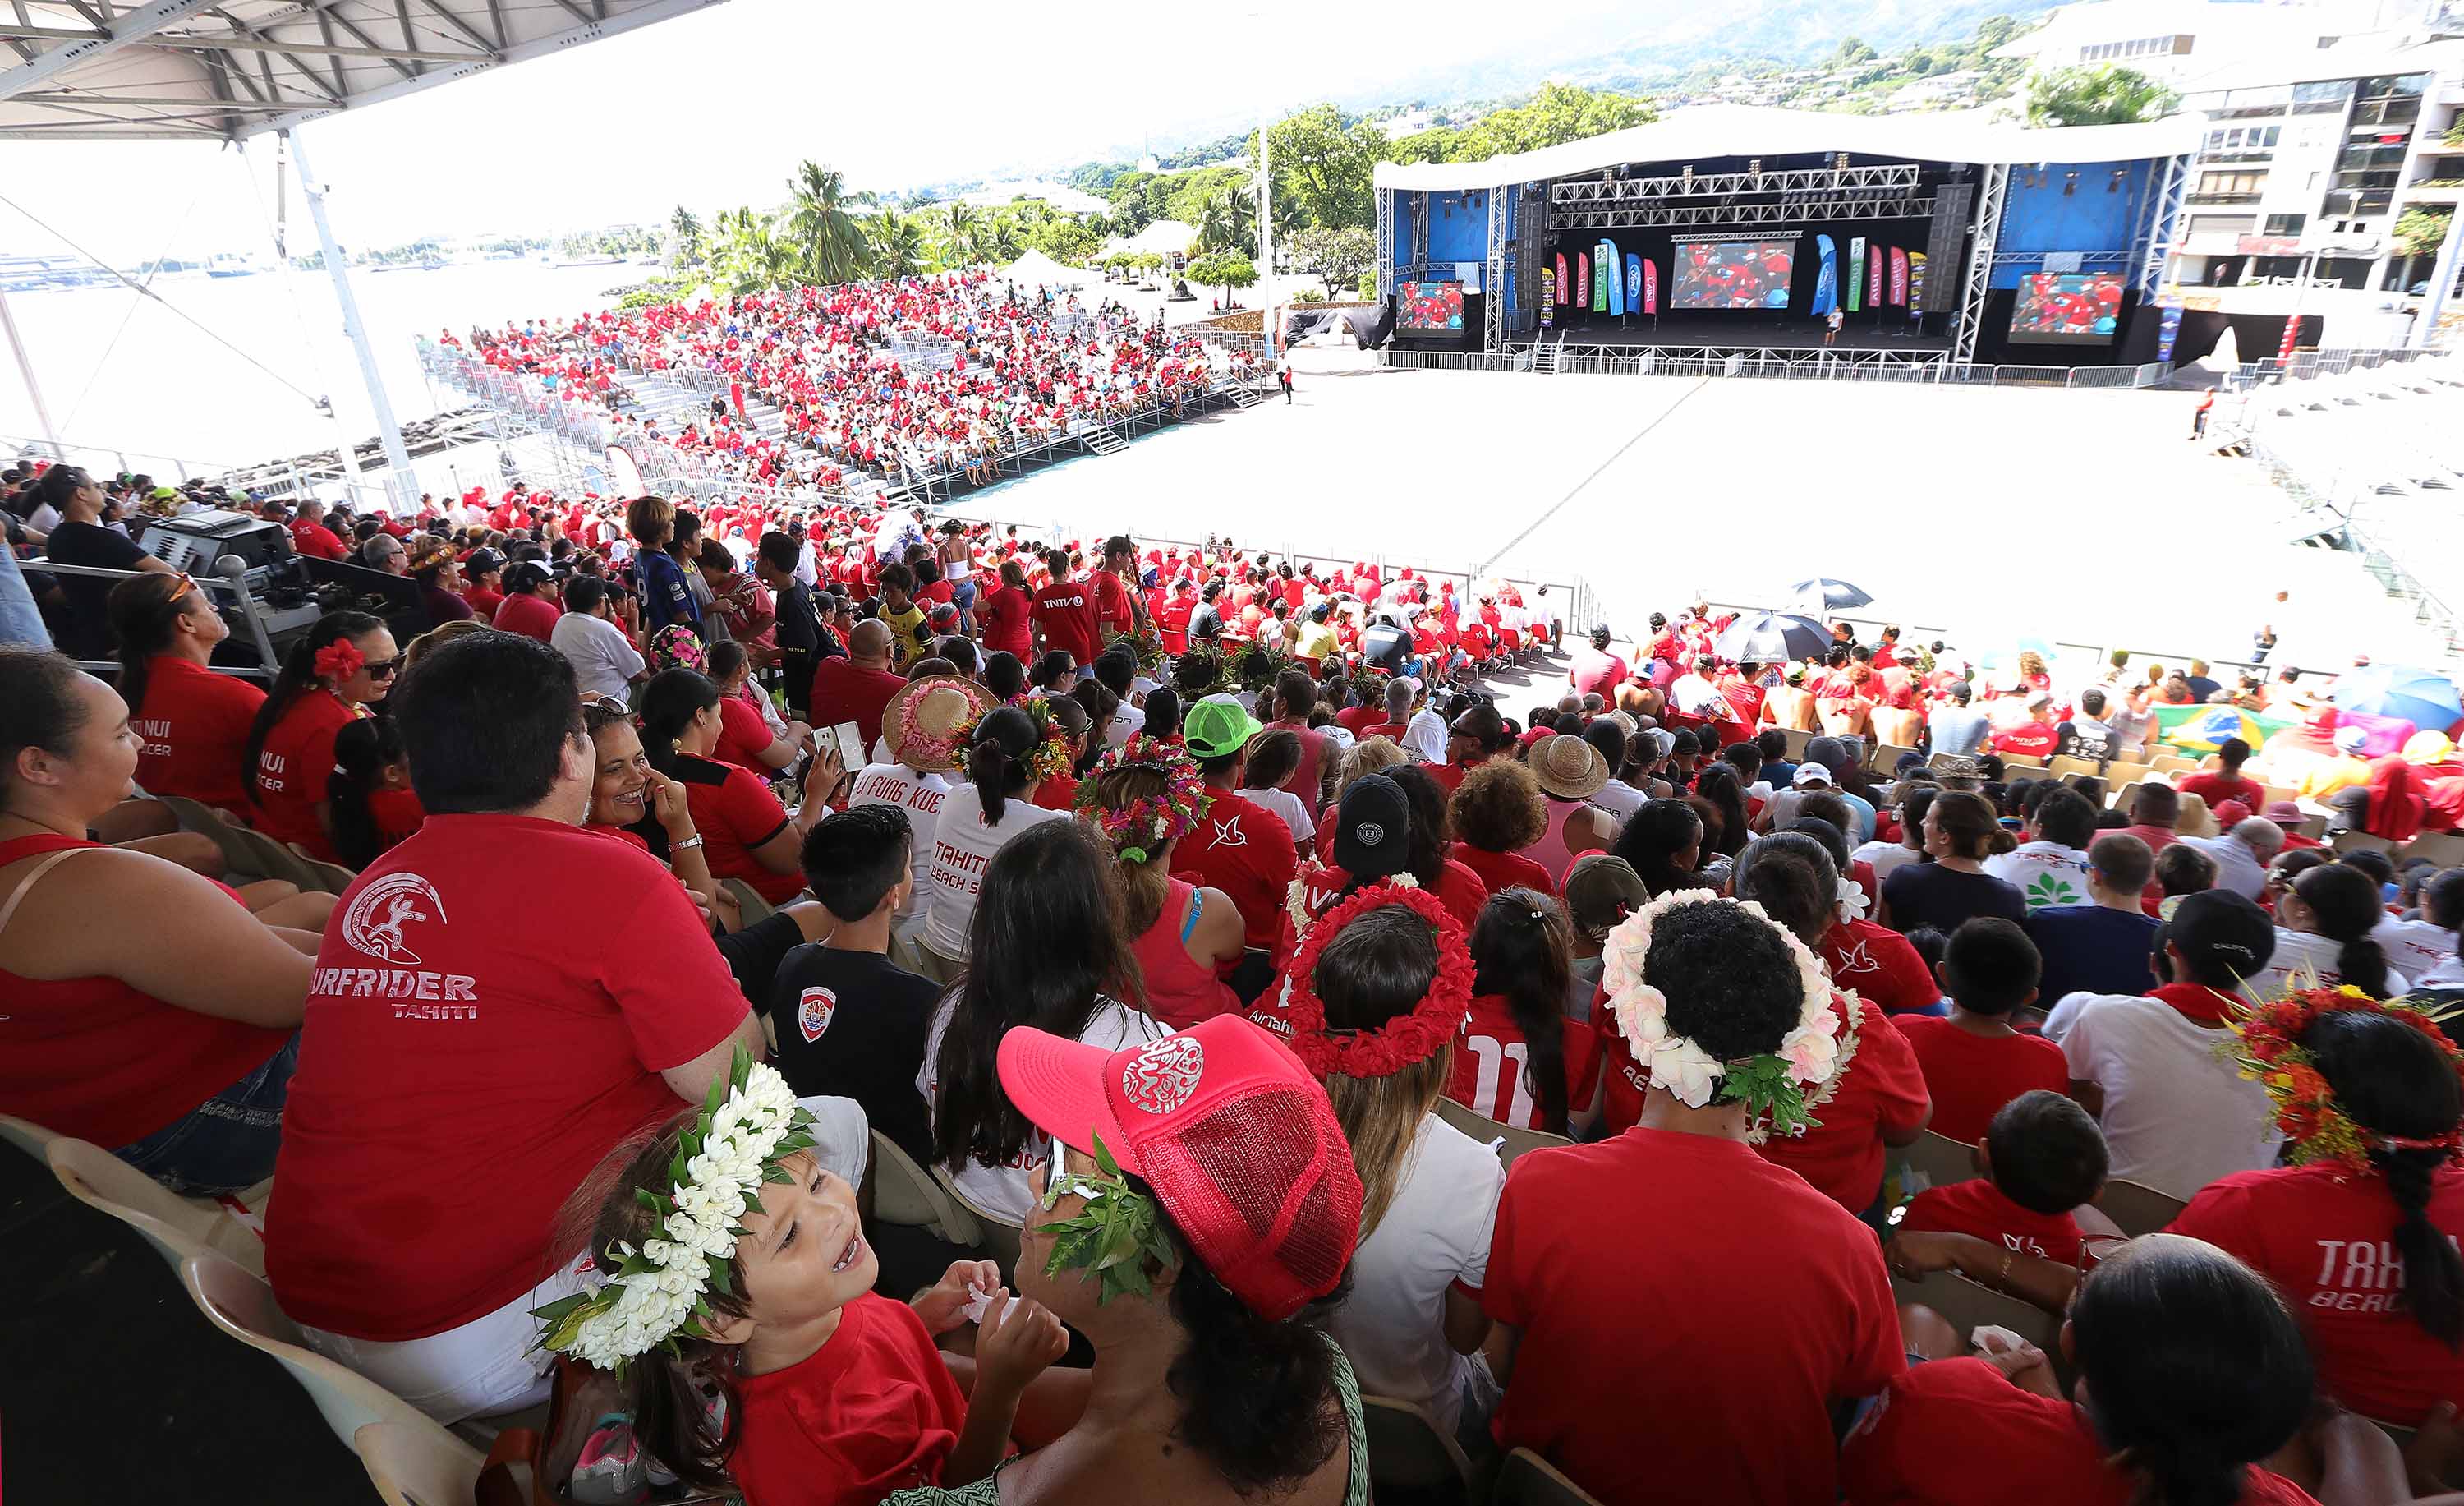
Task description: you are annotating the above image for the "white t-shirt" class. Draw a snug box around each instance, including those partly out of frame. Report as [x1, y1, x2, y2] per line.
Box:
[2058, 992, 2284, 1200]
[2256, 927, 2411, 1000]
[1853, 841, 1921, 885]
[915, 994, 1164, 1224]
[1983, 841, 2093, 914]
[2373, 915, 2459, 983]
[549, 610, 644, 701]
[848, 761, 953, 927]
[920, 783, 1066, 957]
[1104, 701, 1146, 748]
[1327, 1115, 1502, 1433]
[1592, 778, 1646, 824]
[2180, 833, 2269, 901]
[1239, 785, 1317, 845]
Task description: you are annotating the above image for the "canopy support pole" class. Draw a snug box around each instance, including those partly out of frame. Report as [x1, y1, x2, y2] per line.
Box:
[0, 286, 60, 458]
[288, 127, 416, 514]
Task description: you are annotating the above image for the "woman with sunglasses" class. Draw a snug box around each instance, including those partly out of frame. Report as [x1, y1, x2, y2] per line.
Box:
[34, 464, 173, 661]
[245, 610, 398, 864]
[108, 572, 263, 814]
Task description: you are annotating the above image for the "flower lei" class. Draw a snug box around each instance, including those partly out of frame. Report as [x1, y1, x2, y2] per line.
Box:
[313, 638, 365, 681]
[1278, 882, 1473, 1080]
[533, 1048, 816, 1374]
[1105, 622, 1165, 676]
[1285, 857, 1419, 938]
[897, 687, 981, 772]
[2227, 980, 2464, 1174]
[1018, 696, 1077, 785]
[1073, 734, 1211, 865]
[1037, 1132, 1176, 1304]
[1602, 889, 1843, 1137]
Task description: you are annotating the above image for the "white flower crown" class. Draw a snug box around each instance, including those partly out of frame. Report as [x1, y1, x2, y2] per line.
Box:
[534, 1048, 816, 1373]
[1601, 889, 1843, 1136]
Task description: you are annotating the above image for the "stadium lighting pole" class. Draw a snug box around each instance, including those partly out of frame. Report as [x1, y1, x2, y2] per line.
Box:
[288, 128, 420, 516]
[1257, 104, 1274, 282]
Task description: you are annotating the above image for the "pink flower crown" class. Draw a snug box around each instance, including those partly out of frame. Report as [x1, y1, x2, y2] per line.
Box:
[1073, 734, 1212, 864]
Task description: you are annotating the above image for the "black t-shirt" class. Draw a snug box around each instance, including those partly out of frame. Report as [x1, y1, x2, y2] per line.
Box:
[1881, 859, 2025, 936]
[1360, 622, 1412, 673]
[44, 520, 147, 660]
[763, 944, 940, 1164]
[771, 578, 820, 654]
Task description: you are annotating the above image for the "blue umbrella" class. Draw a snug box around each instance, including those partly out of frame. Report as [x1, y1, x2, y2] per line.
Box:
[1716, 611, 1829, 665]
[1788, 578, 1873, 611]
[2332, 665, 2463, 732]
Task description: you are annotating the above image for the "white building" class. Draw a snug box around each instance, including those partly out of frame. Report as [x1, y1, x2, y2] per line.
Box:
[1993, 0, 2401, 85]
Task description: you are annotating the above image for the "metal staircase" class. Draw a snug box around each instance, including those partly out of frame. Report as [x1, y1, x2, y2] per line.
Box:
[1084, 428, 1128, 456]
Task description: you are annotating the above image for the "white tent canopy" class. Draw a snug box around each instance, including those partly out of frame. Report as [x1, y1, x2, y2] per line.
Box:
[0, 0, 729, 142]
[1000, 247, 1088, 287]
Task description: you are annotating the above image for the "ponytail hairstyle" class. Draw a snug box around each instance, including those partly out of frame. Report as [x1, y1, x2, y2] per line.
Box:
[966, 703, 1040, 825]
[1086, 758, 1175, 938]
[1470, 888, 1575, 1134]
[2304, 1008, 2464, 1347]
[1387, 763, 1453, 891]
[2070, 1235, 2313, 1506]
[636, 667, 721, 777]
[325, 718, 406, 870]
[1735, 831, 1842, 948]
[2292, 862, 2393, 997]
[106, 571, 198, 716]
[555, 1113, 752, 1494]
[244, 610, 382, 806]
[1142, 685, 1181, 743]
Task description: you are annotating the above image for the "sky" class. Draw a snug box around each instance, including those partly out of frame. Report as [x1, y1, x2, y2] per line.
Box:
[0, 0, 1644, 265]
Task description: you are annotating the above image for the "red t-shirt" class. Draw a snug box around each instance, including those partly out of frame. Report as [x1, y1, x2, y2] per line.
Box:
[1890, 1016, 2069, 1145]
[251, 693, 361, 861]
[1453, 841, 1558, 897]
[265, 814, 747, 1339]
[492, 592, 560, 643]
[1030, 575, 1101, 665]
[1335, 703, 1386, 736]
[2178, 771, 2267, 811]
[1991, 721, 2060, 759]
[1841, 1356, 2323, 1506]
[731, 1293, 969, 1506]
[810, 660, 907, 751]
[1486, 1129, 1904, 1506]
[1156, 596, 1195, 655]
[1756, 994, 1933, 1214]
[462, 585, 506, 620]
[1824, 919, 1938, 1016]
[1448, 993, 1601, 1132]
[712, 693, 776, 773]
[2172, 1162, 2464, 1425]
[1435, 859, 1488, 930]
[673, 753, 803, 904]
[1264, 718, 1330, 802]
[1174, 787, 1298, 951]
[1091, 569, 1137, 638]
[366, 786, 426, 854]
[978, 584, 1032, 659]
[289, 518, 347, 560]
[1901, 1177, 2088, 1266]
[133, 656, 266, 811]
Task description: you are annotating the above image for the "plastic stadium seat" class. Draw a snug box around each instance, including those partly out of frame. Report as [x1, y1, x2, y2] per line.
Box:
[1779, 727, 1814, 762]
[868, 1130, 983, 1248]
[721, 876, 775, 926]
[2400, 832, 2464, 868]
[1433, 1097, 1573, 1172]
[1363, 1394, 1475, 1506]
[286, 843, 363, 896]
[2098, 1177, 2186, 1239]
[47, 1135, 269, 1279]
[1494, 1447, 1607, 1506]
[1893, 1129, 1978, 1198]
[355, 1421, 484, 1506]
[0, 1112, 60, 1164]
[1892, 1269, 2068, 1377]
[182, 1249, 481, 1467]
[928, 1158, 1023, 1283]
[2333, 831, 2399, 858]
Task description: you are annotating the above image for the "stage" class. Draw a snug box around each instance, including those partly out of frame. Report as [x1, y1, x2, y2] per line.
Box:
[1515, 312, 1951, 354]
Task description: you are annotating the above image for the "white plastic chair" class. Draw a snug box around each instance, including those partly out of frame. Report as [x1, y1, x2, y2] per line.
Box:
[47, 1135, 269, 1278]
[355, 1421, 490, 1506]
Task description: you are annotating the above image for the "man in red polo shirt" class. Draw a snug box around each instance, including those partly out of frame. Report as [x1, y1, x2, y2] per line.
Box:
[1093, 534, 1146, 642]
[1031, 546, 1101, 670]
[271, 500, 347, 560]
[811, 619, 908, 751]
[1175, 695, 1298, 959]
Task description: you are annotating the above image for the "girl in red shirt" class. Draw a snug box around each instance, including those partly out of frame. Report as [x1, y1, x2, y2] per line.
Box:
[561, 1102, 1070, 1506]
[245, 611, 396, 863]
[639, 666, 837, 905]
[977, 560, 1032, 659]
[324, 719, 424, 870]
[1450, 889, 1597, 1134]
[109, 570, 265, 813]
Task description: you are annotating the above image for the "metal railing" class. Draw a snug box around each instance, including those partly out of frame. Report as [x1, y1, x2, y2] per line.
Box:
[1377, 349, 2174, 387]
[2219, 345, 2453, 392]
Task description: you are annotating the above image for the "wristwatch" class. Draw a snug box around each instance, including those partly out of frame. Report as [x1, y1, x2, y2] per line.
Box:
[670, 834, 705, 852]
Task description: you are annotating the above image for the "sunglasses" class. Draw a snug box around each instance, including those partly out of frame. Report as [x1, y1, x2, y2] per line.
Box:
[363, 657, 403, 680]
[164, 572, 198, 607]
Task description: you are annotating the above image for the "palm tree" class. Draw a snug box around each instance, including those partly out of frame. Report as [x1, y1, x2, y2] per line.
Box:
[1196, 183, 1252, 254]
[667, 205, 705, 269]
[868, 209, 926, 279]
[932, 201, 978, 269]
[977, 217, 1023, 265]
[712, 206, 794, 296]
[784, 161, 874, 285]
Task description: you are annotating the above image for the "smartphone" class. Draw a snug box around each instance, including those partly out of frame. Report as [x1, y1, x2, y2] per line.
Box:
[830, 721, 867, 773]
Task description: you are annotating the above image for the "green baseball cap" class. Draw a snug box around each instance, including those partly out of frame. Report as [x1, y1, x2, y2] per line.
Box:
[1183, 693, 1264, 759]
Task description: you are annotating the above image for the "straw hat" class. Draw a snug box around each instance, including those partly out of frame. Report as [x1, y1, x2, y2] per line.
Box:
[1529, 734, 1609, 801]
[883, 675, 992, 774]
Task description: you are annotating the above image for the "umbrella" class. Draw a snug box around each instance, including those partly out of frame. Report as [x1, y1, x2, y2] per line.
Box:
[2332, 665, 2463, 734]
[1716, 611, 1829, 665]
[1788, 578, 1873, 612]
[2167, 705, 2269, 753]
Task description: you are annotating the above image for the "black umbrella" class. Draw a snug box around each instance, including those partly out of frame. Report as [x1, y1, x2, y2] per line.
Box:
[1789, 578, 1874, 611]
[1716, 611, 1829, 665]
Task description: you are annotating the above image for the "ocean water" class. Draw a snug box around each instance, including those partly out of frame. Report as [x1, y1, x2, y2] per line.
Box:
[0, 260, 637, 475]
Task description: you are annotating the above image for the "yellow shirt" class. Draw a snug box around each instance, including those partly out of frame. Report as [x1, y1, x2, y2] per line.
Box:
[1294, 621, 1339, 663]
[880, 602, 927, 669]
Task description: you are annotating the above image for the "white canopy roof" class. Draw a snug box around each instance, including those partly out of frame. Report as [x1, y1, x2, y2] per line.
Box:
[0, 0, 728, 142]
[1125, 219, 1196, 256]
[1372, 103, 2202, 191]
[1000, 247, 1088, 287]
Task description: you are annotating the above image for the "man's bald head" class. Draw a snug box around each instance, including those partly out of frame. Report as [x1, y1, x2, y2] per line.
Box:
[850, 618, 894, 666]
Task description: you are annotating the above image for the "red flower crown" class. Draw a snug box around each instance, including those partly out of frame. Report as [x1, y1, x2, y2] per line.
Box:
[2231, 984, 2464, 1173]
[1278, 882, 1475, 1080]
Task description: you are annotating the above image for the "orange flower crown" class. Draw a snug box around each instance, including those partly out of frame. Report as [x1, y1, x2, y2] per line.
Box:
[2228, 981, 2464, 1173]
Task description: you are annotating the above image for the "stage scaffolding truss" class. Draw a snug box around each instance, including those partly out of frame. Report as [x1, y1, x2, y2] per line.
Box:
[1551, 162, 1921, 205]
[2132, 153, 2188, 296]
[1951, 161, 2008, 369]
[1550, 196, 1934, 231]
[1483, 184, 1509, 354]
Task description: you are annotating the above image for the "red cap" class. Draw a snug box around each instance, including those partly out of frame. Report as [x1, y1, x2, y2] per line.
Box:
[997, 1015, 1362, 1322]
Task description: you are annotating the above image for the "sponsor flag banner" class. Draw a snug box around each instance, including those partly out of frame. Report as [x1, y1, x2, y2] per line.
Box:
[1868, 245, 1882, 308]
[1846, 236, 1866, 313]
[1906, 251, 1928, 315]
[1643, 258, 1657, 315]
[1602, 241, 1624, 315]
[1577, 253, 1590, 309]
[1540, 265, 1556, 328]
[1889, 247, 1909, 306]
[1555, 252, 1569, 306]
[1811, 235, 1838, 316]
[2156, 301, 2181, 362]
[1625, 252, 1642, 313]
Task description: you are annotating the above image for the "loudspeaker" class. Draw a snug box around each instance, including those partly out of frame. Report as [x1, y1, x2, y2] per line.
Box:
[1924, 182, 1973, 314]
